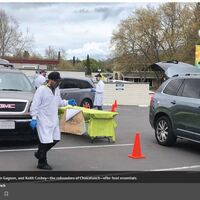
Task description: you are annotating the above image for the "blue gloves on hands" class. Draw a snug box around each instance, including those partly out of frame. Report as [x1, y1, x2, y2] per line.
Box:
[30, 119, 37, 129]
[91, 88, 96, 92]
[68, 99, 77, 106]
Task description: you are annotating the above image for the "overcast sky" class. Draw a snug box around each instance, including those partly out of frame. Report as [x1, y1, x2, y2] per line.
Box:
[0, 3, 160, 60]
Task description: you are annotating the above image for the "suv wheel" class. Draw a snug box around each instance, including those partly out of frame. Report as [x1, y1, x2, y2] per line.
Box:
[155, 116, 177, 146]
[81, 99, 93, 109]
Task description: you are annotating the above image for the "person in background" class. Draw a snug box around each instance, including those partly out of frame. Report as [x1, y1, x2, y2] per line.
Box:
[91, 73, 105, 110]
[30, 71, 76, 170]
[34, 69, 47, 89]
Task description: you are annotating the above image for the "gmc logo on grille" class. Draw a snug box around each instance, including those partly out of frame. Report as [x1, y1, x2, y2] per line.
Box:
[0, 104, 16, 109]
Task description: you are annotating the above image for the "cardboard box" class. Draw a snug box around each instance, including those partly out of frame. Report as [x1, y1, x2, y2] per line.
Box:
[59, 109, 86, 135]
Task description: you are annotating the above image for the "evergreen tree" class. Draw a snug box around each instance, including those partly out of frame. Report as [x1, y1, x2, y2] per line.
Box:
[72, 56, 75, 66]
[85, 54, 91, 75]
[23, 51, 30, 58]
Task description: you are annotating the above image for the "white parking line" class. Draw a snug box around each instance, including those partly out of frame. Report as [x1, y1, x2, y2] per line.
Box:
[0, 143, 133, 153]
[2, 145, 200, 171]
[117, 107, 149, 111]
[116, 109, 133, 111]
[149, 165, 200, 171]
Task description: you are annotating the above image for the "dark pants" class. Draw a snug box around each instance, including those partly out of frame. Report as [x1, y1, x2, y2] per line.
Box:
[37, 140, 59, 164]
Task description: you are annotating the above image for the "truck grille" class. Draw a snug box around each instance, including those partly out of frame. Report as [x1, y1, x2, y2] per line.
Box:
[0, 102, 27, 112]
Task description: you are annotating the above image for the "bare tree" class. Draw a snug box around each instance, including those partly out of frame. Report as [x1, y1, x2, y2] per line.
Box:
[13, 27, 34, 57]
[44, 46, 58, 59]
[0, 9, 33, 57]
[111, 3, 196, 71]
[159, 3, 195, 60]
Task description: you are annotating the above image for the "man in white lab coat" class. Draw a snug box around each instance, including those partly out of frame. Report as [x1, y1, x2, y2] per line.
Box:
[30, 72, 76, 170]
[34, 69, 47, 89]
[92, 74, 105, 110]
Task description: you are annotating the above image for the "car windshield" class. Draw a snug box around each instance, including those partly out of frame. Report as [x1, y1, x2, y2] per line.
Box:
[27, 75, 36, 85]
[0, 72, 33, 92]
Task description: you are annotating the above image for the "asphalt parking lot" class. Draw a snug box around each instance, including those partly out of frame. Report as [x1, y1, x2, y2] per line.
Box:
[1, 106, 200, 171]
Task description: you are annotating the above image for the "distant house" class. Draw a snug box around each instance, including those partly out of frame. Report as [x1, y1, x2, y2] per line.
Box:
[113, 61, 200, 90]
[113, 71, 157, 87]
[2, 57, 59, 70]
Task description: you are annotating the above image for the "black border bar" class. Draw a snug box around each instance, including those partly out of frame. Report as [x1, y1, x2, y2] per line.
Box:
[0, 171, 199, 183]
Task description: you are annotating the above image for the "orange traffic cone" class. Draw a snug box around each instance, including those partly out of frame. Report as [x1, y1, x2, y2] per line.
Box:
[111, 100, 118, 112]
[128, 132, 145, 159]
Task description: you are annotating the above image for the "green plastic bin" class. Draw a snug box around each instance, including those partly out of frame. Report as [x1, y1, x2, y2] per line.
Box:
[58, 106, 118, 142]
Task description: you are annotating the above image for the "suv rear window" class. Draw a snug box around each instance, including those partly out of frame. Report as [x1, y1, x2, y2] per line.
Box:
[163, 79, 184, 96]
[181, 79, 200, 99]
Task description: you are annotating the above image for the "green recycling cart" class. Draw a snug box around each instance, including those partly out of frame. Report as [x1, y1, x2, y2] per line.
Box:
[58, 106, 118, 142]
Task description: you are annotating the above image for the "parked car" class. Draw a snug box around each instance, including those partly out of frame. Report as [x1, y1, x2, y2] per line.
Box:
[28, 75, 95, 108]
[0, 66, 35, 140]
[0, 59, 14, 68]
[59, 77, 95, 108]
[150, 60, 200, 79]
[149, 74, 200, 146]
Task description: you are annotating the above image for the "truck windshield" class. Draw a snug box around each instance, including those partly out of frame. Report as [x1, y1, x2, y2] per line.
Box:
[0, 72, 33, 92]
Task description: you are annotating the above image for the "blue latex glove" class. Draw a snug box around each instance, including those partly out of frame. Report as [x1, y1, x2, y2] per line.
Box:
[68, 99, 77, 106]
[30, 119, 37, 129]
[91, 88, 96, 93]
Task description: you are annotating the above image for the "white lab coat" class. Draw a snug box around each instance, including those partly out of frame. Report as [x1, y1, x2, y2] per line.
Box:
[94, 80, 105, 106]
[30, 85, 68, 143]
[34, 74, 46, 89]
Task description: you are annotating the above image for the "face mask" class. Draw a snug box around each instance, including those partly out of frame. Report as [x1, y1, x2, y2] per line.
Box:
[53, 80, 61, 88]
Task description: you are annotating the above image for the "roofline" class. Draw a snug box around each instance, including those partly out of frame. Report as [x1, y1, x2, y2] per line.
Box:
[2, 57, 59, 65]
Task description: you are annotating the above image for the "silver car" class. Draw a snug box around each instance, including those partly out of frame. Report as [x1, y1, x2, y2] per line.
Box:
[59, 77, 95, 108]
[27, 75, 95, 108]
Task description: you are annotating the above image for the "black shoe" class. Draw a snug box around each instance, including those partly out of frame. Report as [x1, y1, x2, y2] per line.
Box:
[37, 163, 52, 170]
[34, 152, 39, 159]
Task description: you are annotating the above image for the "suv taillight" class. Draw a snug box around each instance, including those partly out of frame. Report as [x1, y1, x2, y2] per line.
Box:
[150, 93, 155, 106]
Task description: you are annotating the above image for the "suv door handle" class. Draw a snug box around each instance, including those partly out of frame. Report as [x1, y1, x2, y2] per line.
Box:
[171, 100, 176, 105]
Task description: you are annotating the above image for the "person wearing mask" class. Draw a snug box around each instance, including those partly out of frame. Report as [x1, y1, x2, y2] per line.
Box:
[30, 71, 76, 170]
[34, 69, 47, 89]
[91, 73, 105, 110]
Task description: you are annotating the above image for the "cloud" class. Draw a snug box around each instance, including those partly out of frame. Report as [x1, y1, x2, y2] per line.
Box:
[94, 6, 125, 20]
[94, 7, 110, 13]
[0, 3, 160, 60]
[75, 8, 89, 13]
[66, 42, 109, 60]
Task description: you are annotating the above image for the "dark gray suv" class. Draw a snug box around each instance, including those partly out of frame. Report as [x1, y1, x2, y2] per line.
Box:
[149, 74, 200, 146]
